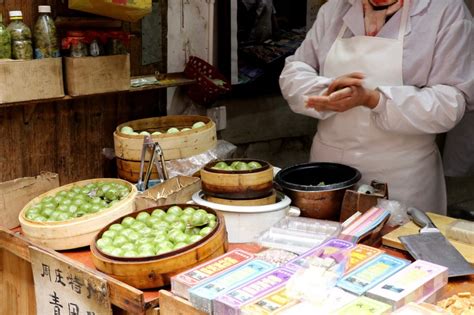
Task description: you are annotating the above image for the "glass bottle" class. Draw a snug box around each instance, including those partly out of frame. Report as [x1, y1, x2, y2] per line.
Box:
[7, 10, 33, 60]
[0, 14, 11, 59]
[33, 5, 60, 59]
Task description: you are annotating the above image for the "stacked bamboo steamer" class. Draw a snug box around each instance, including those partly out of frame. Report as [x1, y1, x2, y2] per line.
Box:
[114, 115, 217, 182]
[19, 178, 137, 250]
[200, 159, 276, 206]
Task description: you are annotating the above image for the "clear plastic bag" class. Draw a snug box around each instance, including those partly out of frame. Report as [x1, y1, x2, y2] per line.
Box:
[377, 199, 410, 227]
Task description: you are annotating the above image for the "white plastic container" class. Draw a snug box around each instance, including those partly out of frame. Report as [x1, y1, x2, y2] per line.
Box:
[192, 190, 297, 243]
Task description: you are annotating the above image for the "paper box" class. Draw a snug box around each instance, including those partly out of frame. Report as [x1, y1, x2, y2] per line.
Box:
[332, 296, 392, 315]
[241, 287, 298, 315]
[69, 0, 152, 22]
[391, 302, 450, 314]
[135, 176, 201, 211]
[0, 172, 59, 229]
[64, 55, 130, 96]
[284, 238, 354, 272]
[189, 259, 274, 314]
[366, 260, 448, 310]
[171, 249, 254, 300]
[345, 244, 384, 275]
[0, 58, 64, 104]
[337, 254, 410, 295]
[213, 267, 294, 315]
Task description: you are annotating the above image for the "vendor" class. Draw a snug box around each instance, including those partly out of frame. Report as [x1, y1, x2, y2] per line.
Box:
[279, 0, 473, 215]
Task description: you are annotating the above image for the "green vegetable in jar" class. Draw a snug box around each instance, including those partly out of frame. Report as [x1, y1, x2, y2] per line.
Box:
[33, 6, 60, 59]
[0, 14, 11, 59]
[7, 11, 33, 60]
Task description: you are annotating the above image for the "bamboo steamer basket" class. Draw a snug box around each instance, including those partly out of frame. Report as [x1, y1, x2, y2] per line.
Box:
[19, 178, 137, 250]
[114, 115, 217, 162]
[90, 204, 228, 289]
[116, 158, 160, 183]
[200, 159, 274, 200]
[206, 190, 277, 206]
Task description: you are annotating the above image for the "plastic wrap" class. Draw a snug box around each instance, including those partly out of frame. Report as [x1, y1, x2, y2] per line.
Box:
[165, 140, 237, 178]
[377, 199, 410, 227]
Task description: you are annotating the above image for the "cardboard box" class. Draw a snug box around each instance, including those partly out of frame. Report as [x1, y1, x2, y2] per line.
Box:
[134, 176, 201, 210]
[0, 58, 64, 104]
[0, 172, 59, 229]
[64, 55, 130, 96]
[333, 296, 392, 315]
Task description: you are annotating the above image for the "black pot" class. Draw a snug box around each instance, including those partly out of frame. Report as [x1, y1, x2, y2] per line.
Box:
[275, 162, 361, 220]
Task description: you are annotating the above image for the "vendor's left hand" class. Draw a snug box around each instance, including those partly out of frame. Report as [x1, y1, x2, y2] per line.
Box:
[306, 85, 380, 112]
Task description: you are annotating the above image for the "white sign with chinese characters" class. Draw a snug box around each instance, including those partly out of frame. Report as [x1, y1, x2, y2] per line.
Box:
[30, 246, 112, 315]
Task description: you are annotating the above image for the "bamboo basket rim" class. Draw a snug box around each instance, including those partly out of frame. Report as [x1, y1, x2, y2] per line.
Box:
[19, 178, 138, 228]
[115, 115, 214, 137]
[91, 203, 223, 263]
[202, 158, 271, 174]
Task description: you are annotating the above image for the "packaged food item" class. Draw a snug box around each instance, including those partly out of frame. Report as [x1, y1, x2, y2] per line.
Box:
[256, 249, 298, 267]
[7, 10, 33, 60]
[213, 267, 294, 315]
[278, 288, 357, 315]
[345, 244, 384, 275]
[62, 31, 88, 57]
[171, 249, 254, 300]
[366, 260, 448, 310]
[446, 219, 474, 245]
[188, 259, 274, 314]
[284, 238, 354, 272]
[392, 302, 450, 314]
[105, 31, 129, 55]
[241, 287, 298, 315]
[336, 254, 410, 295]
[332, 296, 392, 315]
[257, 217, 342, 254]
[0, 14, 11, 59]
[33, 6, 59, 59]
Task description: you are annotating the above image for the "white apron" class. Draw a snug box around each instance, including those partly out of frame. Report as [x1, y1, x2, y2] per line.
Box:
[312, 0, 446, 214]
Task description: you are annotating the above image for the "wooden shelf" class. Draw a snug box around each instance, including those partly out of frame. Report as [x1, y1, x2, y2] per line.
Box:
[0, 72, 196, 109]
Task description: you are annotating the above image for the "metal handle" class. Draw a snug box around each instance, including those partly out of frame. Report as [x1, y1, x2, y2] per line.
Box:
[407, 207, 437, 229]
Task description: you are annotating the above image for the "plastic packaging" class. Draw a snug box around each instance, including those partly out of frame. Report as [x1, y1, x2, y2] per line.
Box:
[0, 14, 11, 59]
[378, 199, 410, 227]
[7, 11, 33, 60]
[446, 219, 474, 245]
[257, 217, 342, 254]
[33, 5, 60, 59]
[62, 31, 88, 57]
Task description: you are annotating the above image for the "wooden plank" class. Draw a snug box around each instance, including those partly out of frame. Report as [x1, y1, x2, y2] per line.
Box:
[159, 290, 207, 315]
[0, 227, 150, 314]
[382, 213, 474, 264]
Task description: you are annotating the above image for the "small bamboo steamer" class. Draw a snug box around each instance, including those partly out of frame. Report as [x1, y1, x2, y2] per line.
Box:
[90, 204, 228, 289]
[19, 178, 138, 250]
[114, 115, 217, 161]
[200, 159, 274, 200]
[115, 158, 160, 183]
[206, 190, 277, 206]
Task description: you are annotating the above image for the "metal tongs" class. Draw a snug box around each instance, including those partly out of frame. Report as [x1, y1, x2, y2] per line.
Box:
[136, 136, 168, 192]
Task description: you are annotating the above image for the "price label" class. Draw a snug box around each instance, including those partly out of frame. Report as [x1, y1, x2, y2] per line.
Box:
[30, 246, 112, 315]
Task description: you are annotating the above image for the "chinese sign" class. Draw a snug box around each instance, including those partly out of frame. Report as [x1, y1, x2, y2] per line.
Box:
[30, 247, 112, 315]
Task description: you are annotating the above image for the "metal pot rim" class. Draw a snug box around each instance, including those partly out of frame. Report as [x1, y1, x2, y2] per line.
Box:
[275, 162, 361, 192]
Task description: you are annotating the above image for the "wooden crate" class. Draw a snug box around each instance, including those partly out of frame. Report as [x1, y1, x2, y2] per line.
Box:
[64, 55, 130, 96]
[0, 58, 64, 104]
[0, 226, 160, 315]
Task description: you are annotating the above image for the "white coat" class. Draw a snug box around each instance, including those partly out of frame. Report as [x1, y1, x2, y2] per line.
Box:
[279, 0, 473, 214]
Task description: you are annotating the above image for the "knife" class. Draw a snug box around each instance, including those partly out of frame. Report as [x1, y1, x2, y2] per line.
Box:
[398, 208, 474, 278]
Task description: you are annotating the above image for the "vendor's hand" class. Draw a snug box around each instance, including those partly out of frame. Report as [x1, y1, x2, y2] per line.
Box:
[326, 72, 365, 96]
[306, 85, 380, 112]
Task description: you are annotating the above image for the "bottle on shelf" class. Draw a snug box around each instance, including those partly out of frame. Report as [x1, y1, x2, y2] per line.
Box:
[7, 10, 33, 60]
[33, 5, 60, 59]
[0, 13, 12, 59]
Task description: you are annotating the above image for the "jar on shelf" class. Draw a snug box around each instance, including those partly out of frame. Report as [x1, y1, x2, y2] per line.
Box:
[0, 14, 11, 59]
[105, 31, 129, 55]
[62, 31, 88, 57]
[33, 5, 60, 59]
[85, 31, 106, 57]
[7, 10, 33, 60]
